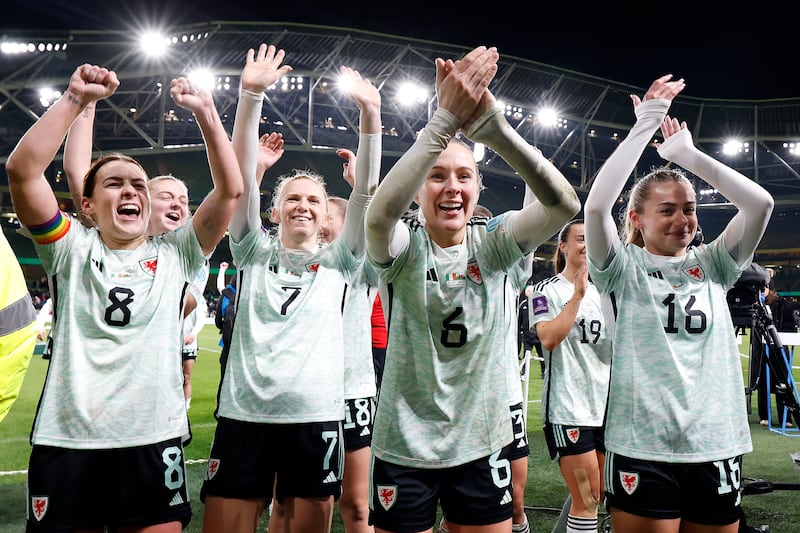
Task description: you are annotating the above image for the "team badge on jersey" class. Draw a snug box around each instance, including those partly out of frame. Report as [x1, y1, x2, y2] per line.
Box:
[531, 295, 549, 316]
[31, 495, 48, 521]
[619, 471, 639, 495]
[377, 484, 397, 510]
[566, 427, 580, 443]
[467, 261, 483, 284]
[683, 264, 705, 282]
[306, 262, 320, 274]
[207, 458, 221, 480]
[140, 257, 158, 276]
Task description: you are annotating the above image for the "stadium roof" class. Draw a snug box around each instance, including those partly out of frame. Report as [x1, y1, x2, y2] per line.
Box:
[2, 21, 800, 258]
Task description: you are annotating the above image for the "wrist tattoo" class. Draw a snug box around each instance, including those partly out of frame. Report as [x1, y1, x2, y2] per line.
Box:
[66, 93, 86, 109]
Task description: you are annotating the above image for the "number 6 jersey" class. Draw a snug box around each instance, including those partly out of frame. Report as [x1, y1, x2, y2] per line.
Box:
[371, 213, 522, 468]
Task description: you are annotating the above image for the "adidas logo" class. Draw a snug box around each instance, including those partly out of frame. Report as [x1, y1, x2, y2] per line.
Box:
[516, 438, 526, 448]
[360, 426, 371, 437]
[322, 471, 338, 484]
[169, 492, 184, 506]
[500, 489, 512, 505]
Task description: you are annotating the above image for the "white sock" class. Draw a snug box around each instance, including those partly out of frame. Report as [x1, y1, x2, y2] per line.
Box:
[566, 514, 597, 533]
[512, 517, 530, 533]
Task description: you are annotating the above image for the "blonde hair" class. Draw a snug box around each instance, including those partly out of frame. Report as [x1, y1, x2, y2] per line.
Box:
[622, 167, 694, 247]
[149, 174, 188, 194]
[271, 169, 329, 217]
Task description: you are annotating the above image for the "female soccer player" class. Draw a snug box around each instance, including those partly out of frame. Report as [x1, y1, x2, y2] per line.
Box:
[584, 74, 774, 532]
[365, 45, 580, 533]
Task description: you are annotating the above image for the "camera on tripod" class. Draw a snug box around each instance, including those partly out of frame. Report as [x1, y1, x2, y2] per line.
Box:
[727, 263, 800, 427]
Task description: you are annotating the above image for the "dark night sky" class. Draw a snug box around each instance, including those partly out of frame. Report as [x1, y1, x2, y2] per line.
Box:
[3, 0, 797, 100]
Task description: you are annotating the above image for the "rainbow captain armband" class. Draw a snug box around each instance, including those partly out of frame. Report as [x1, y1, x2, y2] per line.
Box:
[28, 211, 71, 244]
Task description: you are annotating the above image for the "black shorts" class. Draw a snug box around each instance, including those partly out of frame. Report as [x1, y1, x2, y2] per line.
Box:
[369, 450, 513, 532]
[543, 423, 605, 462]
[604, 451, 743, 525]
[26, 438, 191, 532]
[182, 349, 197, 361]
[505, 402, 530, 461]
[343, 397, 375, 451]
[200, 417, 343, 504]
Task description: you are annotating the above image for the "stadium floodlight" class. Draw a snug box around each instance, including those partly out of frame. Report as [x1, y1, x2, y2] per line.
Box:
[1, 40, 67, 55]
[536, 108, 560, 128]
[187, 69, 216, 92]
[783, 142, 800, 156]
[139, 31, 169, 57]
[722, 140, 750, 156]
[473, 142, 486, 163]
[39, 88, 61, 108]
[337, 71, 355, 94]
[395, 82, 428, 107]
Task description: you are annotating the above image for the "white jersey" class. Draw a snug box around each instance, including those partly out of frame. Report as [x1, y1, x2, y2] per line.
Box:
[182, 261, 209, 353]
[31, 217, 206, 449]
[588, 238, 752, 462]
[505, 258, 529, 406]
[371, 213, 522, 468]
[343, 261, 378, 400]
[220, 228, 358, 423]
[530, 274, 612, 427]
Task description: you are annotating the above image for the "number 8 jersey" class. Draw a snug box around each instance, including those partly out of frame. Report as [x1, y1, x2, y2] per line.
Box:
[31, 218, 207, 449]
[589, 237, 752, 462]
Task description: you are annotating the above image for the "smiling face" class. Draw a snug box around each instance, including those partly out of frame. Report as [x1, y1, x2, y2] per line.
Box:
[271, 176, 329, 249]
[415, 141, 480, 247]
[560, 222, 586, 270]
[81, 159, 151, 249]
[631, 180, 697, 257]
[148, 177, 189, 236]
[319, 197, 347, 244]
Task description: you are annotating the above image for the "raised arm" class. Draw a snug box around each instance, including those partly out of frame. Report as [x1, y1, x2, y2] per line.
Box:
[7, 64, 119, 228]
[169, 77, 244, 255]
[63, 103, 95, 212]
[229, 44, 293, 242]
[216, 261, 229, 293]
[255, 132, 285, 188]
[337, 66, 382, 256]
[463, 99, 580, 253]
[657, 116, 773, 265]
[583, 74, 685, 269]
[366, 45, 498, 265]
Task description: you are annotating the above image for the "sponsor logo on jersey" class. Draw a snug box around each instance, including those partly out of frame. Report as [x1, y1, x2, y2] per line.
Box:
[531, 295, 549, 316]
[684, 264, 705, 282]
[306, 262, 320, 274]
[169, 492, 184, 506]
[566, 427, 580, 443]
[377, 484, 398, 510]
[445, 272, 466, 287]
[140, 257, 158, 276]
[620, 471, 639, 495]
[31, 496, 48, 521]
[207, 458, 221, 480]
[467, 262, 483, 284]
[486, 215, 503, 233]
